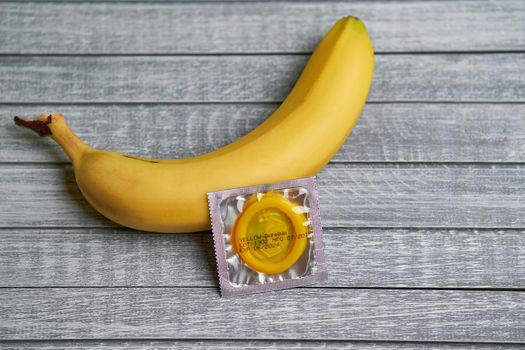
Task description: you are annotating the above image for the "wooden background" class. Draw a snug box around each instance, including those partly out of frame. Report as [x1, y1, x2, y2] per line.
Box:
[1, 0, 524, 348]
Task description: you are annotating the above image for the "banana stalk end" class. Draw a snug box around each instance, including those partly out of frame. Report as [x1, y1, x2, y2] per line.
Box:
[14, 114, 52, 136]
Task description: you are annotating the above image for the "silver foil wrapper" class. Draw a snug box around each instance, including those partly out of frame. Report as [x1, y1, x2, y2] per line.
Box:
[208, 177, 328, 297]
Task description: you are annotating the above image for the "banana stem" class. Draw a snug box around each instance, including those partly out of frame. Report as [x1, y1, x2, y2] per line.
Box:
[14, 113, 92, 164]
[14, 115, 52, 136]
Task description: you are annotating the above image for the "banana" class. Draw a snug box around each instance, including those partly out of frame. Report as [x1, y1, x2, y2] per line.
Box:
[14, 17, 374, 233]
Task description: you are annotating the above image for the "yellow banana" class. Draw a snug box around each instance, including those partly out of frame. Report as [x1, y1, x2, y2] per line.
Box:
[14, 17, 374, 233]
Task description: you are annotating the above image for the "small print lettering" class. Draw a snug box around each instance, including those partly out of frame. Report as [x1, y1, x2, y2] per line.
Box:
[238, 231, 307, 253]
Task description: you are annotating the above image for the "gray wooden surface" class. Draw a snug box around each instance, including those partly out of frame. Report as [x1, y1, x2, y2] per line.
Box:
[2, 228, 524, 288]
[1, 55, 523, 102]
[1, 1, 524, 53]
[1, 288, 524, 341]
[1, 0, 524, 348]
[2, 165, 525, 228]
[0, 342, 523, 350]
[2, 104, 525, 163]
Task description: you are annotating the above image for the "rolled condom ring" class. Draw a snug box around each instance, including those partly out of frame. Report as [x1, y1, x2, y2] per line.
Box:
[231, 192, 309, 274]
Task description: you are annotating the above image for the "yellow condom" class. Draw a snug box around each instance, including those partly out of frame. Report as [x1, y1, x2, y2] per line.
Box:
[231, 192, 309, 274]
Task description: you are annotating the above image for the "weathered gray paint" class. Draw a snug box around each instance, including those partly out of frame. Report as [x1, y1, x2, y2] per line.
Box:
[0, 54, 524, 103]
[1, 0, 524, 347]
[0, 340, 522, 350]
[1, 288, 524, 342]
[1, 1, 524, 53]
[1, 164, 524, 228]
[4, 104, 525, 163]
[1, 228, 524, 288]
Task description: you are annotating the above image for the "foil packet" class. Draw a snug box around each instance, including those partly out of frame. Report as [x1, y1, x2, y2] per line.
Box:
[208, 177, 327, 297]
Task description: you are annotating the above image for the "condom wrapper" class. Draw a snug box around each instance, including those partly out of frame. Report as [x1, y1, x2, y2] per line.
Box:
[208, 177, 327, 297]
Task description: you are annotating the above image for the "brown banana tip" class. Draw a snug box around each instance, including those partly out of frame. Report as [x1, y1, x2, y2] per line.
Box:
[13, 115, 52, 136]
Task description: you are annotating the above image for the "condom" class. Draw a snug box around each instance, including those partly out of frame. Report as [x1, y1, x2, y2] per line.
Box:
[208, 177, 328, 297]
[231, 191, 309, 274]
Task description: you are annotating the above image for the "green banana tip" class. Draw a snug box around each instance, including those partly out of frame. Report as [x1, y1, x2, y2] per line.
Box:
[342, 16, 367, 33]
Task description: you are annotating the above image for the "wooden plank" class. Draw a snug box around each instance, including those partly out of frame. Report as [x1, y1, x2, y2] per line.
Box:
[0, 1, 524, 53]
[4, 103, 525, 163]
[0, 340, 522, 350]
[1, 228, 523, 288]
[0, 54, 523, 103]
[0, 288, 523, 342]
[1, 164, 524, 228]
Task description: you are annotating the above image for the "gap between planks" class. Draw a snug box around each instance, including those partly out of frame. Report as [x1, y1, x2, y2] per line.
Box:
[0, 339, 524, 350]
[0, 51, 525, 56]
[1, 287, 523, 342]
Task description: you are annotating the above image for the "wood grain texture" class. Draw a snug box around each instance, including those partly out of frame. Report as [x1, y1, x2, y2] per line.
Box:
[1, 54, 523, 103]
[1, 1, 524, 53]
[1, 288, 524, 342]
[1, 164, 524, 228]
[1, 228, 524, 288]
[4, 103, 525, 163]
[1, 0, 524, 346]
[0, 340, 522, 350]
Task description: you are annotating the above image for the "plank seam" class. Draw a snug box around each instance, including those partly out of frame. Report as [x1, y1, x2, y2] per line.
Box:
[0, 339, 523, 346]
[2, 226, 525, 230]
[3, 101, 525, 105]
[0, 286, 523, 291]
[4, 101, 525, 106]
[1, 226, 523, 231]
[0, 0, 519, 3]
[3, 225, 525, 230]
[3, 161, 525, 167]
[2, 161, 525, 166]
[0, 51, 524, 56]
